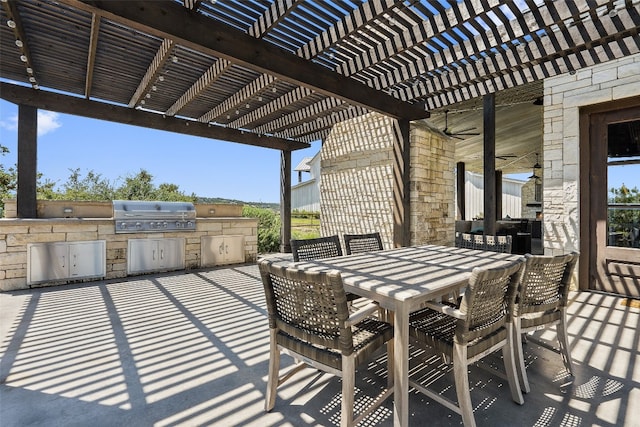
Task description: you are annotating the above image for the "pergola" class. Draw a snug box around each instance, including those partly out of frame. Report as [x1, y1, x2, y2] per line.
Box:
[2, 0, 639, 246]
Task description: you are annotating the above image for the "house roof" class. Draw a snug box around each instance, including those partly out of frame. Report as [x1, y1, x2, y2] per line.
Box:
[294, 157, 313, 172]
[1, 0, 638, 164]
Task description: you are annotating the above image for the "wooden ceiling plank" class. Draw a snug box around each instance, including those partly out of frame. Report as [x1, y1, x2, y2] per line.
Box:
[362, 0, 613, 93]
[167, 58, 231, 117]
[2, 0, 38, 88]
[85, 13, 100, 99]
[295, 0, 400, 60]
[0, 82, 308, 151]
[82, 0, 427, 120]
[339, 0, 503, 77]
[231, 86, 313, 128]
[422, 34, 640, 110]
[254, 97, 344, 134]
[199, 73, 276, 123]
[127, 38, 174, 108]
[249, 0, 303, 38]
[381, 2, 633, 101]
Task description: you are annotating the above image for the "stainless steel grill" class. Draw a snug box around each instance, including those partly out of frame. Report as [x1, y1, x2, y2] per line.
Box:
[112, 200, 196, 233]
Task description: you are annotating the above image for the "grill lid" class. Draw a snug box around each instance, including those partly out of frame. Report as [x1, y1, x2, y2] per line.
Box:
[112, 200, 196, 233]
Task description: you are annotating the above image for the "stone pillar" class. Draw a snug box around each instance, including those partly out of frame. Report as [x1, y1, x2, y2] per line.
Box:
[320, 113, 455, 248]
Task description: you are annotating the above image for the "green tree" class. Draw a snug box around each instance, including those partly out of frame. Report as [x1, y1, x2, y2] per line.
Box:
[0, 145, 15, 213]
[1, 145, 59, 214]
[243, 205, 281, 253]
[113, 169, 194, 201]
[608, 183, 640, 246]
[58, 168, 115, 201]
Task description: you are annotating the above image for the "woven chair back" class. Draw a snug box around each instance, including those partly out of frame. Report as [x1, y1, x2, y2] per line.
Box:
[517, 252, 579, 316]
[455, 232, 512, 253]
[290, 235, 343, 262]
[343, 232, 383, 255]
[258, 260, 353, 353]
[457, 260, 524, 344]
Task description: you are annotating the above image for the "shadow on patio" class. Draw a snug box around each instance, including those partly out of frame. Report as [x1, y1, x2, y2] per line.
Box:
[1, 264, 638, 426]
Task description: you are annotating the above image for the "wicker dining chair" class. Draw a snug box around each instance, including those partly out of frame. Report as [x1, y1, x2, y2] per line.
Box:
[513, 252, 579, 393]
[258, 259, 394, 427]
[408, 259, 525, 427]
[455, 232, 513, 254]
[290, 235, 343, 261]
[291, 235, 362, 302]
[343, 232, 384, 255]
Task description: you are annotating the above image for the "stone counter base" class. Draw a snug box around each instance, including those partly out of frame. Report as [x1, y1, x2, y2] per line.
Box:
[0, 217, 258, 291]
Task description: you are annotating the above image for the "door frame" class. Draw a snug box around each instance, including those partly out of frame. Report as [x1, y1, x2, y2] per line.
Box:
[579, 95, 640, 292]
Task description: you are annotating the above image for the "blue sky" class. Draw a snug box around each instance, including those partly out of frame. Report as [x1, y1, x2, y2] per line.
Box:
[0, 99, 321, 203]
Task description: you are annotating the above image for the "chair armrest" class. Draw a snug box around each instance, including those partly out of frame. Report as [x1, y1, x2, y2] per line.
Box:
[422, 301, 465, 319]
[345, 302, 380, 327]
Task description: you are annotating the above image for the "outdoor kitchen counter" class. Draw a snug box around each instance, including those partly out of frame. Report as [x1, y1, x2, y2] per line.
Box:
[0, 216, 258, 292]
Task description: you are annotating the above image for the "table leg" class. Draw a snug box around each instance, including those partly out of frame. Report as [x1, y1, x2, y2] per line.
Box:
[393, 304, 409, 427]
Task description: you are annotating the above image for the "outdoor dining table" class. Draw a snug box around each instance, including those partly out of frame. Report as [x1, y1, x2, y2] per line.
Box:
[291, 244, 523, 427]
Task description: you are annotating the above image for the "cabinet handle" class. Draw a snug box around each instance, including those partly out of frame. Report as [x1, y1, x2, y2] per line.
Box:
[219, 243, 224, 254]
[73, 253, 77, 267]
[61, 255, 65, 268]
[153, 249, 156, 261]
[160, 249, 164, 260]
[225, 244, 229, 254]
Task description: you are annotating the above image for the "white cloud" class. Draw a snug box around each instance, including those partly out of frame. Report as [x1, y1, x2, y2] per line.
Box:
[0, 115, 18, 132]
[0, 111, 61, 137]
[37, 111, 62, 136]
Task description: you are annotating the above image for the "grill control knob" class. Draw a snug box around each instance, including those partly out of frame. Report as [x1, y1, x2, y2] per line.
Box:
[187, 221, 193, 228]
[162, 222, 168, 228]
[175, 221, 181, 228]
[120, 222, 127, 229]
[136, 222, 142, 229]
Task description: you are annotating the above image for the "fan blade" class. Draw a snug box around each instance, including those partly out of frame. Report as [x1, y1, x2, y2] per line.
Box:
[454, 127, 477, 133]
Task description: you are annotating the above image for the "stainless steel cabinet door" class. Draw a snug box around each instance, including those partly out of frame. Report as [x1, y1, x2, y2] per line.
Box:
[69, 241, 106, 278]
[28, 242, 68, 283]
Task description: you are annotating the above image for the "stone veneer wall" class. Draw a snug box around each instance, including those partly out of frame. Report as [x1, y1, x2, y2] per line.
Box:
[0, 218, 258, 292]
[409, 121, 455, 245]
[320, 113, 395, 247]
[320, 112, 454, 248]
[543, 52, 640, 256]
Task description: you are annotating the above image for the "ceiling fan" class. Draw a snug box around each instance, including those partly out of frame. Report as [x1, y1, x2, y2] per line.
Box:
[496, 154, 518, 160]
[442, 109, 480, 139]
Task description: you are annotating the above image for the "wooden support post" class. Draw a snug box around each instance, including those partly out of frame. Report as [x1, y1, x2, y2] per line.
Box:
[483, 94, 496, 235]
[17, 104, 37, 218]
[392, 119, 411, 248]
[457, 162, 465, 220]
[280, 149, 292, 253]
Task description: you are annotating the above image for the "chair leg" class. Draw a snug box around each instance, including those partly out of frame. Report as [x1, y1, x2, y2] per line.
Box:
[387, 338, 394, 389]
[265, 331, 280, 412]
[453, 343, 476, 427]
[557, 310, 574, 376]
[341, 356, 355, 427]
[503, 324, 525, 404]
[512, 319, 530, 393]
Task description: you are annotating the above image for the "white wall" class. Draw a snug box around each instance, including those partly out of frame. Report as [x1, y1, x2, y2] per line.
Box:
[460, 171, 524, 219]
[291, 152, 321, 212]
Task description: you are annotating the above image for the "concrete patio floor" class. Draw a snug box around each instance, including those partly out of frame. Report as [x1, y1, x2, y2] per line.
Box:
[1, 263, 638, 427]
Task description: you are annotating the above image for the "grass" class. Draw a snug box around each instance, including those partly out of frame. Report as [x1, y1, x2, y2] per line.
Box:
[291, 216, 320, 239]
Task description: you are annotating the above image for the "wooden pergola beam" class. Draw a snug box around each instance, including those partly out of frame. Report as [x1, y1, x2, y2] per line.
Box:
[86, 0, 429, 121]
[0, 82, 309, 151]
[85, 13, 100, 99]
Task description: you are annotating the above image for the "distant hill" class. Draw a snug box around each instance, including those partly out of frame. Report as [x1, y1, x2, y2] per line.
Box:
[196, 196, 279, 211]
